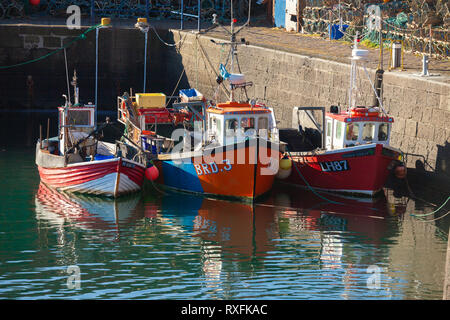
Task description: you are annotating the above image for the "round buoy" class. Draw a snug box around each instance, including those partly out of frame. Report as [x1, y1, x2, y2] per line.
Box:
[280, 158, 292, 170]
[276, 167, 292, 180]
[394, 165, 407, 179]
[145, 165, 159, 181]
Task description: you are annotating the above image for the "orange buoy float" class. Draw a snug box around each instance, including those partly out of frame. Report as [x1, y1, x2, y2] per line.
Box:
[145, 165, 159, 181]
[394, 165, 407, 179]
[350, 107, 379, 117]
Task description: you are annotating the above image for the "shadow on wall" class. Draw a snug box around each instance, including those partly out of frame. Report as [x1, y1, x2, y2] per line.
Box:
[406, 141, 450, 196]
[436, 141, 450, 177]
[0, 26, 180, 110]
[158, 30, 190, 100]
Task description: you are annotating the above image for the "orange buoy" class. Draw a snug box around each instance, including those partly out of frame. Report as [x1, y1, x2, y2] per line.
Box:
[350, 107, 379, 117]
[145, 165, 159, 181]
[394, 165, 407, 179]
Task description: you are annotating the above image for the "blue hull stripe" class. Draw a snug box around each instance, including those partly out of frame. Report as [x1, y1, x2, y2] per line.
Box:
[161, 160, 204, 193]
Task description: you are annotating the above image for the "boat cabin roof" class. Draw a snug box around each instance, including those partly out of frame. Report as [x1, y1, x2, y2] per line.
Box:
[207, 101, 271, 116]
[326, 111, 394, 123]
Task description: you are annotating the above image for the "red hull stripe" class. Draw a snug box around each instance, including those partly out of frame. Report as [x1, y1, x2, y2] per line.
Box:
[38, 159, 146, 189]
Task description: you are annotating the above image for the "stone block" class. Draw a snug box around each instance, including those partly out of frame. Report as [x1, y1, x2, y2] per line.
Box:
[405, 119, 418, 138]
[439, 94, 450, 111]
[417, 123, 435, 141]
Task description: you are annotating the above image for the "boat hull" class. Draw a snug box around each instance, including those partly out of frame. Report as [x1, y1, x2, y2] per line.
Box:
[153, 139, 281, 201]
[37, 153, 146, 198]
[281, 144, 400, 197]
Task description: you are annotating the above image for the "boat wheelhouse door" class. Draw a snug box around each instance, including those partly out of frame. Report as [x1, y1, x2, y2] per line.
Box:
[208, 114, 224, 145]
[325, 118, 333, 149]
[332, 119, 345, 149]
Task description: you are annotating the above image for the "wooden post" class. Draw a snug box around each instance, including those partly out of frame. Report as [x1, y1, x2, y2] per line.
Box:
[444, 226, 450, 300]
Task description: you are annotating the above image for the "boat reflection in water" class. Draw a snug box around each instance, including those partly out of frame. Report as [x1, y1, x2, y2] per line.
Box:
[35, 183, 144, 240]
[157, 187, 403, 295]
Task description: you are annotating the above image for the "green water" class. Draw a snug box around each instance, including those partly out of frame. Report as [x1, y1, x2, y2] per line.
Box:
[0, 113, 449, 300]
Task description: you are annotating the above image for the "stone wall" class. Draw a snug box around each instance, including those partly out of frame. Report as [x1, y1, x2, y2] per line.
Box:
[167, 30, 449, 179]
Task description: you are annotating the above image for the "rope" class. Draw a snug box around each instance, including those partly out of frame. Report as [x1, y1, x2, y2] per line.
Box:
[285, 148, 344, 206]
[165, 66, 185, 108]
[410, 196, 450, 218]
[149, 24, 186, 48]
[0, 24, 101, 70]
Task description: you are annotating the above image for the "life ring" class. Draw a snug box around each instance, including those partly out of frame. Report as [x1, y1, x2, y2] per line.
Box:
[350, 107, 378, 117]
[121, 100, 130, 118]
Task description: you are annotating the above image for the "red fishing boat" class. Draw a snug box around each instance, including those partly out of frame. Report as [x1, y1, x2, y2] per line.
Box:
[36, 72, 147, 198]
[277, 39, 404, 197]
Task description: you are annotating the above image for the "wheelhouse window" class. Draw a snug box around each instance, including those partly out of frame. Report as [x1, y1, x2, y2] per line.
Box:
[335, 121, 343, 140]
[326, 120, 332, 137]
[346, 123, 360, 141]
[67, 109, 92, 127]
[241, 117, 255, 131]
[378, 123, 389, 141]
[362, 123, 375, 141]
[225, 118, 238, 136]
[257, 117, 268, 130]
[212, 117, 221, 133]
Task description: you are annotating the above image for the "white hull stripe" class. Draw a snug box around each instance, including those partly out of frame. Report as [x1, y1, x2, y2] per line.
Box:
[58, 172, 141, 197]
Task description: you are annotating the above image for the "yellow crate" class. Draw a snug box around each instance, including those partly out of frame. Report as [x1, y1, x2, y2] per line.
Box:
[135, 93, 166, 108]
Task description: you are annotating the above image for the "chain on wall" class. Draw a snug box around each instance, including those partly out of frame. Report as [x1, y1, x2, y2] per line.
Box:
[301, 0, 449, 59]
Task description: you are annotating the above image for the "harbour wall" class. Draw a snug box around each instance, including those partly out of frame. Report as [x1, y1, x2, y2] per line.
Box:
[0, 25, 448, 188]
[167, 30, 450, 188]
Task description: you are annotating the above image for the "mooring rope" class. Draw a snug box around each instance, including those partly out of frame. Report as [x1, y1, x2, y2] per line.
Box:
[0, 24, 101, 70]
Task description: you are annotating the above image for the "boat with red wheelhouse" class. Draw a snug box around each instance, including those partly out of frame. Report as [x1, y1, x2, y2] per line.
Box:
[277, 39, 404, 197]
[36, 71, 147, 198]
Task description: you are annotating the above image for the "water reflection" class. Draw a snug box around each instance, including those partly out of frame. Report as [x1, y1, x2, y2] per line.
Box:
[35, 183, 144, 239]
[30, 181, 446, 299]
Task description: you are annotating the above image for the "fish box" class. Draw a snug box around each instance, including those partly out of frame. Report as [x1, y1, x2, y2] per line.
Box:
[136, 93, 166, 109]
[179, 88, 203, 102]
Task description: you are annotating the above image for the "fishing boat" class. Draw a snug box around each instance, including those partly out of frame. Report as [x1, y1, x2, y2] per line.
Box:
[277, 38, 404, 197]
[152, 95, 282, 201]
[118, 6, 283, 201]
[152, 45, 283, 199]
[35, 71, 147, 198]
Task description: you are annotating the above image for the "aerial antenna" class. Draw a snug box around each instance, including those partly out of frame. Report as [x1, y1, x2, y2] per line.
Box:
[210, 0, 253, 102]
[63, 47, 71, 106]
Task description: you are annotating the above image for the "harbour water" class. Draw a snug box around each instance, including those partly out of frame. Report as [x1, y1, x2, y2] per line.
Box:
[0, 111, 449, 300]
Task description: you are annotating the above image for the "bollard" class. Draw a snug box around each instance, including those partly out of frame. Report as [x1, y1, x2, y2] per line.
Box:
[421, 55, 430, 76]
